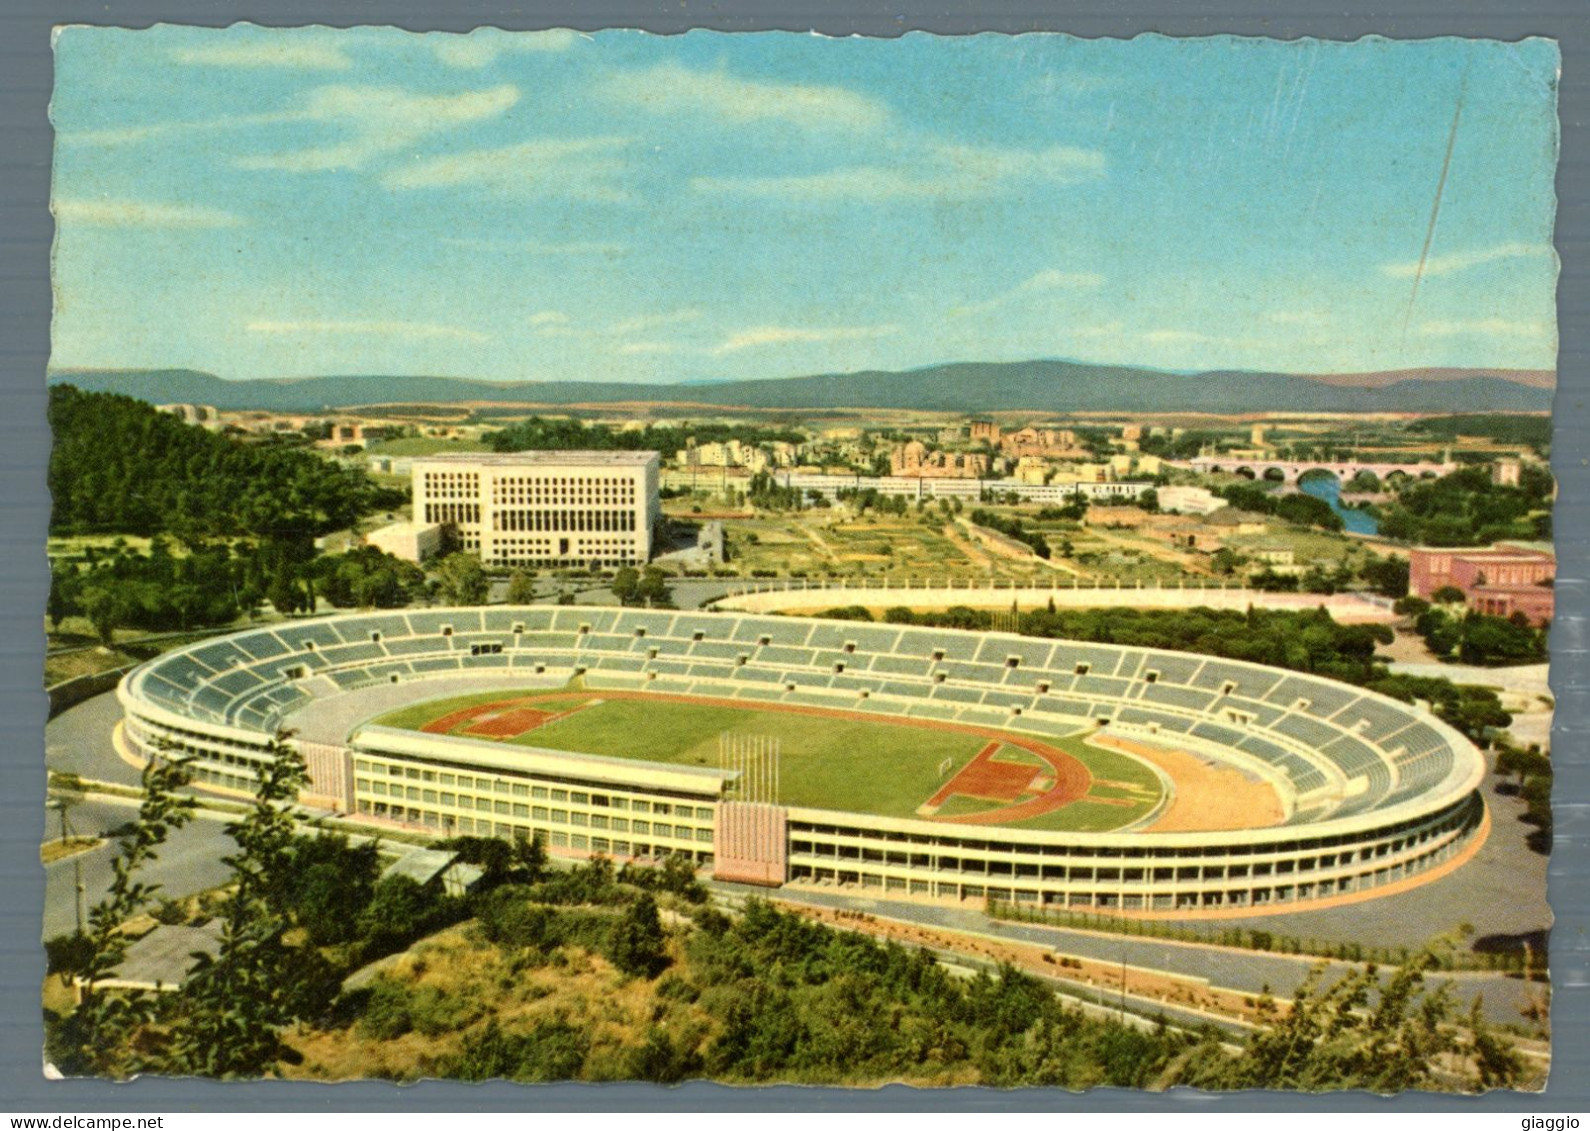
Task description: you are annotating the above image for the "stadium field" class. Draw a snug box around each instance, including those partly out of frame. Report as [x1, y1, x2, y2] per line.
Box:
[370, 687, 1164, 829]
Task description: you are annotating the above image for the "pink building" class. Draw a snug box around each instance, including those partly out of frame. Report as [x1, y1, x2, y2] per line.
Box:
[1407, 542, 1555, 626]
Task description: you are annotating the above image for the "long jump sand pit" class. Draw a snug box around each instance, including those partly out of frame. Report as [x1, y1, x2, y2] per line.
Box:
[1090, 733, 1285, 832]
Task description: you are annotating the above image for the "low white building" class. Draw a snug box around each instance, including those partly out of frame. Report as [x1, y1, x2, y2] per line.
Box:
[1158, 485, 1225, 515]
[366, 521, 444, 563]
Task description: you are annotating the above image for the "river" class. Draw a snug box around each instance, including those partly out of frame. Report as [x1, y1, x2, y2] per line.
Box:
[1297, 474, 1380, 535]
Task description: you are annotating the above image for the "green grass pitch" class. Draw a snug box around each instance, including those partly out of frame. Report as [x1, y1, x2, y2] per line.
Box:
[372, 689, 1164, 828]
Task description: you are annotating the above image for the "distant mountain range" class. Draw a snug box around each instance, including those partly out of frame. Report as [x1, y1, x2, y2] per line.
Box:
[46, 361, 1556, 416]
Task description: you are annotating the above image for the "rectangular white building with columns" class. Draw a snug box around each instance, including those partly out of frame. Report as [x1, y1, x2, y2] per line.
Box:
[412, 451, 660, 568]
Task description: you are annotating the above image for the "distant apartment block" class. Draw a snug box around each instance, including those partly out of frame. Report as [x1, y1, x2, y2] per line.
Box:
[156, 403, 223, 431]
[999, 426, 1082, 458]
[889, 440, 988, 478]
[412, 451, 660, 569]
[1408, 542, 1555, 626]
[968, 419, 1001, 445]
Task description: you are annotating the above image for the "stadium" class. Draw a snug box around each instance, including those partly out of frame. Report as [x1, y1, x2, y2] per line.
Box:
[115, 606, 1488, 917]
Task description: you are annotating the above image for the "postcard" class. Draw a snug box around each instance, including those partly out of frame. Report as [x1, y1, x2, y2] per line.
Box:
[42, 26, 1558, 1092]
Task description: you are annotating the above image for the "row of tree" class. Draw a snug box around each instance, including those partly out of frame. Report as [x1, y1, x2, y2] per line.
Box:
[487, 417, 803, 458]
[48, 540, 431, 643]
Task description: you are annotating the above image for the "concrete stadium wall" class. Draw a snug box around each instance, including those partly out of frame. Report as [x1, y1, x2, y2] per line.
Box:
[113, 605, 1483, 917]
[712, 581, 1398, 623]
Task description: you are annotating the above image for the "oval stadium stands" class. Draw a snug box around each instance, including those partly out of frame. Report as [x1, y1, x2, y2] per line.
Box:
[118, 606, 1487, 916]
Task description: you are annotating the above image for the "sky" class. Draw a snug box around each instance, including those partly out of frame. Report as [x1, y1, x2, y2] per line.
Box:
[49, 28, 1561, 384]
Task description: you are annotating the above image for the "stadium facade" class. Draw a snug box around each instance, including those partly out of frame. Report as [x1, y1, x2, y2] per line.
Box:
[412, 451, 660, 568]
[116, 607, 1486, 916]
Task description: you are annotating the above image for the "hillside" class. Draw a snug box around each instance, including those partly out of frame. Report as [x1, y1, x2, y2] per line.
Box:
[47, 385, 394, 537]
[46, 361, 1555, 415]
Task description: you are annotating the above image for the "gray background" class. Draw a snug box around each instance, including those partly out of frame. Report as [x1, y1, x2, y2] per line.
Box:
[2, 0, 1586, 1112]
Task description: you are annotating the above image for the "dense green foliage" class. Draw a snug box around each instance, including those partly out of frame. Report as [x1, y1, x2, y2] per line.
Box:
[49, 386, 398, 539]
[969, 508, 1051, 558]
[1407, 415, 1552, 452]
[1373, 465, 1554, 546]
[1409, 606, 1550, 667]
[310, 547, 427, 610]
[1216, 484, 1344, 531]
[50, 837, 1526, 1089]
[488, 416, 802, 456]
[51, 538, 258, 636]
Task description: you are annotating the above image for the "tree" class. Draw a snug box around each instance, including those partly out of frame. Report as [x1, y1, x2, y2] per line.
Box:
[45, 750, 195, 1077]
[1458, 613, 1547, 666]
[1359, 555, 1410, 599]
[1431, 585, 1467, 605]
[267, 568, 302, 618]
[507, 568, 537, 605]
[607, 892, 667, 977]
[171, 733, 318, 1078]
[637, 566, 672, 608]
[435, 552, 488, 605]
[356, 873, 438, 955]
[79, 586, 122, 647]
[611, 566, 640, 606]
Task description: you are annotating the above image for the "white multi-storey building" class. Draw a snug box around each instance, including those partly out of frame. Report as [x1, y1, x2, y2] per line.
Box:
[412, 451, 660, 568]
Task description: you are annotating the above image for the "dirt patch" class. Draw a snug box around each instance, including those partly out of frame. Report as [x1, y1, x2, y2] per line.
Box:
[926, 742, 1038, 807]
[463, 707, 560, 738]
[1092, 733, 1285, 832]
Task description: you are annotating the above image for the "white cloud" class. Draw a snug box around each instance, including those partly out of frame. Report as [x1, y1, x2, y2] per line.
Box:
[53, 197, 244, 229]
[246, 319, 487, 342]
[1264, 309, 1330, 326]
[382, 136, 632, 200]
[1414, 318, 1555, 339]
[171, 39, 353, 70]
[617, 341, 682, 356]
[713, 323, 898, 354]
[529, 310, 570, 327]
[237, 83, 520, 173]
[1381, 242, 1553, 279]
[952, 269, 1103, 316]
[694, 141, 1104, 203]
[610, 309, 703, 336]
[432, 29, 581, 68]
[1141, 329, 1215, 345]
[605, 62, 890, 133]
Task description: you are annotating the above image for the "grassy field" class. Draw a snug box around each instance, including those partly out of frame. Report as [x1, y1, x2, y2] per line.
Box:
[366, 436, 492, 457]
[374, 688, 1165, 830]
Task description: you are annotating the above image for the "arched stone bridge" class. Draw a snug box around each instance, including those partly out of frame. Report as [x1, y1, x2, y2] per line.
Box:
[1170, 457, 1456, 484]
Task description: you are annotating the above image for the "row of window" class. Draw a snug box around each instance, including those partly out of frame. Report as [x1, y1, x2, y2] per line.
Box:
[490, 480, 639, 504]
[420, 473, 482, 500]
[352, 802, 713, 866]
[490, 509, 640, 533]
[789, 838, 1463, 909]
[351, 757, 713, 817]
[422, 502, 482, 525]
[787, 828, 1449, 882]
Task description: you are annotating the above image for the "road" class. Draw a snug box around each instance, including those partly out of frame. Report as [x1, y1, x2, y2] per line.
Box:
[714, 881, 1544, 1028]
[40, 796, 236, 940]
